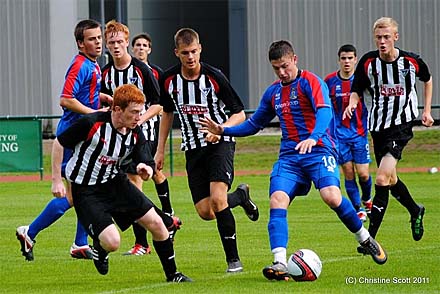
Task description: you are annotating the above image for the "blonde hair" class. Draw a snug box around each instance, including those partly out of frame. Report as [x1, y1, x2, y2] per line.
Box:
[373, 17, 398, 33]
[104, 20, 130, 42]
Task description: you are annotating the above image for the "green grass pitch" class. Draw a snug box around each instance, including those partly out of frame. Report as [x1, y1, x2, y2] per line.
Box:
[1, 172, 439, 293]
[1, 130, 439, 293]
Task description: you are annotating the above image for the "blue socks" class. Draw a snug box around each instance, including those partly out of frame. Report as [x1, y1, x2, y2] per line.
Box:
[268, 208, 288, 250]
[345, 179, 361, 210]
[28, 197, 71, 239]
[74, 220, 89, 246]
[360, 176, 372, 202]
[332, 196, 362, 233]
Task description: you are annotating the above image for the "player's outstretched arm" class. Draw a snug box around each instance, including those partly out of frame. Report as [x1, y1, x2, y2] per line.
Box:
[343, 92, 361, 120]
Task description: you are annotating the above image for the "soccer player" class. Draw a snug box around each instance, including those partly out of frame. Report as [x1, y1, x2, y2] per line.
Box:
[56, 84, 191, 282]
[324, 44, 372, 221]
[16, 19, 111, 261]
[343, 17, 433, 247]
[119, 32, 172, 256]
[132, 33, 163, 81]
[156, 28, 259, 273]
[200, 40, 388, 281]
[100, 21, 181, 253]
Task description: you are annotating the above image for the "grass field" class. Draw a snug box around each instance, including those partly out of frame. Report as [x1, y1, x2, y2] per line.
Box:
[1, 131, 439, 293]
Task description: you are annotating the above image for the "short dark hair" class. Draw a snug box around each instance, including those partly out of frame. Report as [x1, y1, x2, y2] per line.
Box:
[74, 19, 101, 43]
[268, 40, 295, 61]
[337, 44, 357, 57]
[132, 33, 152, 47]
[174, 28, 199, 48]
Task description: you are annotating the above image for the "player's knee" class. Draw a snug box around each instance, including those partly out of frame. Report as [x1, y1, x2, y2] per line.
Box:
[375, 173, 391, 186]
[358, 172, 370, 182]
[101, 236, 120, 252]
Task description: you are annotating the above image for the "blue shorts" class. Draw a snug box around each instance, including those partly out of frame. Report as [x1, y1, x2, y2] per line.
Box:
[56, 119, 74, 178]
[270, 147, 340, 200]
[337, 135, 371, 165]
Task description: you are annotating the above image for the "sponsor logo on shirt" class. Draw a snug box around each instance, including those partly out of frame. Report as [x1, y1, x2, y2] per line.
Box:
[380, 84, 404, 97]
[180, 104, 209, 115]
[98, 155, 118, 165]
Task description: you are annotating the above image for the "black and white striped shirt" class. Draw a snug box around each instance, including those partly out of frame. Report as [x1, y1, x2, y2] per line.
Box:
[58, 111, 153, 185]
[351, 49, 431, 132]
[101, 57, 160, 141]
[160, 62, 244, 151]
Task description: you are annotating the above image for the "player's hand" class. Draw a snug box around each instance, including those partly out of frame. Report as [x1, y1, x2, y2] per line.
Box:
[342, 102, 357, 120]
[204, 132, 221, 143]
[137, 163, 153, 181]
[100, 93, 113, 105]
[199, 117, 224, 135]
[97, 106, 110, 112]
[422, 111, 434, 127]
[155, 151, 165, 171]
[51, 178, 66, 198]
[295, 138, 317, 154]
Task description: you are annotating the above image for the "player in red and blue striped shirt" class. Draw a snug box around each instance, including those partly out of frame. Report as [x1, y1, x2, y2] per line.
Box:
[325, 44, 372, 222]
[16, 20, 110, 261]
[200, 40, 388, 281]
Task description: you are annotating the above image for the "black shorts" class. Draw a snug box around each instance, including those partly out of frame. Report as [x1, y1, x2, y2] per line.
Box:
[71, 173, 155, 239]
[120, 140, 157, 174]
[370, 122, 414, 166]
[185, 141, 235, 204]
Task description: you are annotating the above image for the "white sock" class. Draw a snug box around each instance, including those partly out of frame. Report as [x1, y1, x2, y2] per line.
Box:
[355, 227, 370, 243]
[272, 247, 287, 265]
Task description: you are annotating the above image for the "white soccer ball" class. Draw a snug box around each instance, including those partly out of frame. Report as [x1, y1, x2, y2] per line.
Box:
[428, 167, 438, 174]
[287, 249, 322, 281]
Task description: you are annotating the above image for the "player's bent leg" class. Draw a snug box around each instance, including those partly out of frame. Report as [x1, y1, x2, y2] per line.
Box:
[137, 208, 169, 241]
[91, 225, 119, 276]
[98, 225, 121, 252]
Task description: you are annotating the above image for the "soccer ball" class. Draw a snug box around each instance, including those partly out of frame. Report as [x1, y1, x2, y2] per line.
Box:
[287, 249, 322, 281]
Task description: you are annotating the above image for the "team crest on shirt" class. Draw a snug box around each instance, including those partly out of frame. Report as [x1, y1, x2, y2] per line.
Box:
[400, 69, 410, 77]
[129, 77, 138, 84]
[201, 87, 212, 97]
[289, 87, 297, 100]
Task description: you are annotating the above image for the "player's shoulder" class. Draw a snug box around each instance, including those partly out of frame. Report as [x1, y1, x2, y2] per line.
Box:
[399, 49, 422, 60]
[300, 70, 325, 84]
[83, 110, 109, 122]
[68, 53, 95, 71]
[149, 63, 164, 77]
[101, 60, 114, 72]
[162, 64, 181, 78]
[201, 62, 221, 73]
[359, 50, 379, 62]
[324, 71, 338, 82]
[263, 80, 281, 97]
[131, 57, 151, 71]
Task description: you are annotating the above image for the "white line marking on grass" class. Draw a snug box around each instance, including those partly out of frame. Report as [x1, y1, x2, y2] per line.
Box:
[96, 270, 261, 294]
